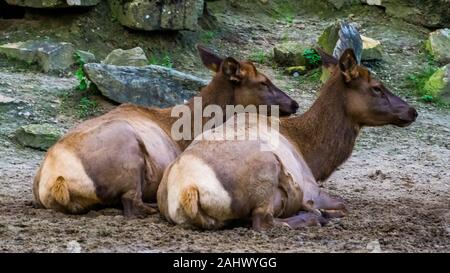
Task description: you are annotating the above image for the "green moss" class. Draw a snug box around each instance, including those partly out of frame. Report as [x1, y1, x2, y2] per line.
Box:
[249, 50, 267, 64]
[298, 68, 321, 84]
[318, 22, 340, 54]
[200, 30, 218, 43]
[425, 39, 432, 54]
[408, 65, 449, 107]
[423, 67, 446, 97]
[149, 52, 173, 68]
[78, 96, 99, 118]
[15, 124, 64, 150]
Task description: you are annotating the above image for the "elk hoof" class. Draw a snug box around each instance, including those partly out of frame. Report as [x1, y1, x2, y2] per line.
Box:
[321, 209, 348, 219]
[279, 212, 328, 229]
[122, 196, 158, 219]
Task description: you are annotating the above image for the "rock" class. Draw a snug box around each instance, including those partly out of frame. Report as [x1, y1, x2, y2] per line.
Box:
[15, 123, 64, 150]
[426, 29, 450, 64]
[0, 94, 21, 113]
[0, 40, 75, 73]
[273, 41, 311, 67]
[84, 63, 209, 108]
[318, 21, 341, 55]
[366, 240, 382, 253]
[0, 94, 15, 105]
[424, 64, 450, 104]
[361, 0, 450, 28]
[108, 0, 204, 31]
[75, 50, 96, 64]
[5, 0, 100, 8]
[319, 22, 373, 82]
[364, 0, 382, 4]
[327, 0, 360, 9]
[285, 66, 307, 76]
[361, 35, 383, 61]
[103, 47, 148, 67]
[318, 22, 381, 61]
[66, 240, 82, 253]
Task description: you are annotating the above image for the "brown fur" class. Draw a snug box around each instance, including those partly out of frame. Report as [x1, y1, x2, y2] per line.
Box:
[281, 49, 417, 182]
[158, 48, 417, 230]
[33, 45, 298, 217]
[180, 186, 199, 218]
[50, 176, 70, 206]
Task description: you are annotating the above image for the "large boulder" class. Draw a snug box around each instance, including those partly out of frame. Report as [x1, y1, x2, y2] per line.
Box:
[273, 41, 312, 67]
[0, 40, 75, 73]
[362, 0, 450, 28]
[318, 21, 341, 55]
[424, 64, 450, 104]
[75, 50, 97, 64]
[318, 22, 382, 61]
[426, 29, 450, 64]
[15, 123, 64, 150]
[84, 63, 209, 108]
[108, 0, 204, 31]
[103, 47, 148, 67]
[5, 0, 100, 8]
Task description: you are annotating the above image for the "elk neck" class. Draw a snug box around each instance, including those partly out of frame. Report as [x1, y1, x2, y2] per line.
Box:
[280, 75, 361, 182]
[147, 75, 235, 151]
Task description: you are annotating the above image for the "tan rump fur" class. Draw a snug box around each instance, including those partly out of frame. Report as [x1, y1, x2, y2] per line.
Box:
[179, 185, 221, 229]
[51, 176, 70, 206]
[180, 186, 199, 219]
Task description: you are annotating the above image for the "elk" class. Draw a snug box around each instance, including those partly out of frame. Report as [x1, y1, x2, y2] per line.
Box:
[32, 45, 299, 217]
[157, 48, 418, 230]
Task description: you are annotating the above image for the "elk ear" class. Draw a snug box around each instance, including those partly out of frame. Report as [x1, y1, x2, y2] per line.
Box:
[221, 57, 241, 82]
[197, 44, 223, 72]
[316, 47, 338, 69]
[339, 48, 359, 83]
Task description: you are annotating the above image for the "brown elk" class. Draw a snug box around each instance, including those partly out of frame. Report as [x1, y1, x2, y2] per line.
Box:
[157, 48, 418, 230]
[32, 45, 299, 217]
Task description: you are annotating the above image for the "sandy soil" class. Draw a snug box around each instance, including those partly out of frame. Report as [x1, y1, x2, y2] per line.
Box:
[0, 1, 449, 252]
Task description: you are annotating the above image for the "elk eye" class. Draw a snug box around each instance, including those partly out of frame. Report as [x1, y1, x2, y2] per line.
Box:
[372, 86, 382, 95]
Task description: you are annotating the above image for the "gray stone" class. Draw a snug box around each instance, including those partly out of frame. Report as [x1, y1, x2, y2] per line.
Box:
[424, 64, 450, 104]
[426, 29, 450, 64]
[103, 47, 148, 67]
[318, 22, 341, 55]
[0, 40, 75, 73]
[5, 0, 100, 8]
[361, 0, 450, 28]
[0, 94, 15, 105]
[318, 22, 381, 61]
[15, 123, 64, 150]
[75, 50, 96, 64]
[327, 0, 360, 9]
[84, 63, 209, 108]
[108, 0, 204, 31]
[0, 94, 21, 113]
[273, 41, 312, 67]
[361, 35, 383, 61]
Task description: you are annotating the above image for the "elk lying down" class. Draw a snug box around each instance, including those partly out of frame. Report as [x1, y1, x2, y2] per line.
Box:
[32, 45, 299, 217]
[157, 49, 418, 230]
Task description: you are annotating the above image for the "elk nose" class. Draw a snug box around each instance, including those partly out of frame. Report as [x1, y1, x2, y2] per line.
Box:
[409, 107, 418, 121]
[291, 101, 299, 113]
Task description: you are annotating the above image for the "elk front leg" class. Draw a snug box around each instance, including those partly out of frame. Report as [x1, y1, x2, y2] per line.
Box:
[252, 207, 274, 231]
[313, 190, 348, 219]
[121, 190, 157, 218]
[277, 211, 328, 229]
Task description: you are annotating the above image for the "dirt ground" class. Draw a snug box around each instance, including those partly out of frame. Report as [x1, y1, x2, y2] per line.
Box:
[0, 1, 449, 252]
